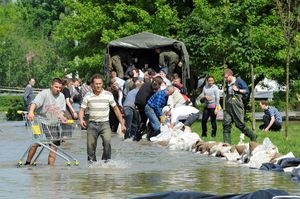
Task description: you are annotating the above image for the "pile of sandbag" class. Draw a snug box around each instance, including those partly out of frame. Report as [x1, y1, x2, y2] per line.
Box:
[191, 136, 300, 181]
[149, 123, 300, 181]
[149, 123, 200, 151]
[150, 123, 284, 169]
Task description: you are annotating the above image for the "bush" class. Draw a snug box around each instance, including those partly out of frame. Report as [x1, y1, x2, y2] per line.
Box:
[247, 91, 299, 112]
[0, 95, 24, 121]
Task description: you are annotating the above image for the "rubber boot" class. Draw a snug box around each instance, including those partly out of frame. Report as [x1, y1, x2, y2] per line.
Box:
[243, 128, 257, 142]
[201, 132, 207, 137]
[223, 132, 231, 144]
[211, 131, 216, 137]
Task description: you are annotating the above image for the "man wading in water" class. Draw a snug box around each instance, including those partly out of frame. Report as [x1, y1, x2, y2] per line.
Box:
[25, 78, 67, 165]
[79, 74, 126, 163]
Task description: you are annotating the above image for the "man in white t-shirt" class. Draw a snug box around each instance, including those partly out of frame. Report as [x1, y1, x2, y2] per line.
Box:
[168, 105, 200, 132]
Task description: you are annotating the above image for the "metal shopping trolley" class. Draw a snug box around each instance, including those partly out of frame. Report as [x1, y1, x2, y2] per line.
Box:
[17, 115, 79, 167]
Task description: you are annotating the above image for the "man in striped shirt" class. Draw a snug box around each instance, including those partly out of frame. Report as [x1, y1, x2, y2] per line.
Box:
[79, 74, 125, 163]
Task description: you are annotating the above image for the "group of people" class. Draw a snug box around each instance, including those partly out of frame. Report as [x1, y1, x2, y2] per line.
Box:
[109, 47, 181, 80]
[22, 66, 283, 165]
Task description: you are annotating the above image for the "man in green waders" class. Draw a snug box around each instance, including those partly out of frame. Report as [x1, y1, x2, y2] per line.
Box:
[223, 68, 257, 144]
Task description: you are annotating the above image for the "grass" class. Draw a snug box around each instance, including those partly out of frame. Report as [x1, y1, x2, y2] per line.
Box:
[191, 121, 300, 158]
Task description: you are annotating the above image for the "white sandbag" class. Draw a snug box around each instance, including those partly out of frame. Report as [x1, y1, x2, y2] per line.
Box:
[151, 128, 172, 142]
[246, 150, 275, 168]
[252, 137, 278, 156]
[245, 138, 279, 168]
[223, 151, 241, 162]
[150, 124, 173, 142]
[149, 122, 200, 152]
[173, 122, 184, 131]
[177, 132, 200, 151]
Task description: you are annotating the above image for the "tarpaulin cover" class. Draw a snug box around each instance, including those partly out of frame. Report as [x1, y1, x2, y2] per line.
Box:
[133, 189, 294, 199]
[107, 32, 190, 79]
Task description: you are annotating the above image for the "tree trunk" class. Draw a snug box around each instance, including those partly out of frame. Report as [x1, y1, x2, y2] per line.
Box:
[251, 63, 255, 131]
[285, 47, 290, 139]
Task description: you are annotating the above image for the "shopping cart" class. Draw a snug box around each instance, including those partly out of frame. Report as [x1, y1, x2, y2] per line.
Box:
[17, 110, 29, 126]
[17, 115, 79, 167]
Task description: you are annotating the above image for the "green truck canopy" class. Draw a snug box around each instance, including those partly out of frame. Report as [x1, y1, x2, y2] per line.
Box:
[106, 32, 190, 85]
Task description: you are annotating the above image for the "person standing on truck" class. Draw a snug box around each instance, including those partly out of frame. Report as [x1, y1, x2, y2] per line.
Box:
[155, 48, 180, 76]
[111, 50, 132, 79]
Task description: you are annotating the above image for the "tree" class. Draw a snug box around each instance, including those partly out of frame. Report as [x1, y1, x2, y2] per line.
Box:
[180, 0, 289, 84]
[0, 2, 66, 87]
[17, 0, 65, 38]
[54, 0, 180, 79]
[275, 0, 299, 138]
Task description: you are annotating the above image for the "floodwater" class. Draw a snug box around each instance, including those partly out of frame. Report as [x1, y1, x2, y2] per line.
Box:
[0, 121, 299, 199]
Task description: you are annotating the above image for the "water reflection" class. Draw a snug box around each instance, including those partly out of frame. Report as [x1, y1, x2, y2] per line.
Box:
[0, 121, 299, 198]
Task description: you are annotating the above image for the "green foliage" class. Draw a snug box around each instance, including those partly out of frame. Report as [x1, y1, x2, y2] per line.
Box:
[271, 91, 297, 111]
[0, 0, 299, 105]
[0, 2, 66, 87]
[17, 0, 65, 37]
[54, 0, 181, 79]
[0, 95, 24, 120]
[179, 0, 298, 85]
[0, 95, 23, 111]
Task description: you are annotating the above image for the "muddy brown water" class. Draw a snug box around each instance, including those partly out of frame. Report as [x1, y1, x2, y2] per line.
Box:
[0, 121, 299, 198]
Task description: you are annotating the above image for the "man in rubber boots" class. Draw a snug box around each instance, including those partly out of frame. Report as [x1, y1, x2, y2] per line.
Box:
[223, 68, 257, 144]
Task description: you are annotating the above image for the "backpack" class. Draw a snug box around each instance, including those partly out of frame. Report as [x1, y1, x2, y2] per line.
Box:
[235, 77, 251, 110]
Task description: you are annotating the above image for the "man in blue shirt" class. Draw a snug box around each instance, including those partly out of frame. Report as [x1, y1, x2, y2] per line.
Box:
[145, 85, 175, 140]
[259, 100, 282, 132]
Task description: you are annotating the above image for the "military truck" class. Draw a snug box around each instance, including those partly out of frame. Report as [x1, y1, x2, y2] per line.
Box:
[104, 32, 190, 86]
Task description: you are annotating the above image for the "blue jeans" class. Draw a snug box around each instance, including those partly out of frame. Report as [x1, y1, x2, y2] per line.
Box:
[87, 121, 111, 161]
[144, 104, 160, 131]
[123, 106, 139, 139]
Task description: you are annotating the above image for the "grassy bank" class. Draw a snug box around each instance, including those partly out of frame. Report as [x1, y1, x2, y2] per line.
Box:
[191, 121, 300, 158]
